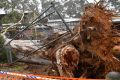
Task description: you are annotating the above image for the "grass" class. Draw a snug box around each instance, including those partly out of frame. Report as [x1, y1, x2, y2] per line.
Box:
[0, 63, 26, 73]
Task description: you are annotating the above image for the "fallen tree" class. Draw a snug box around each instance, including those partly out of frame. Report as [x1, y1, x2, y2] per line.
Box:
[10, 1, 120, 78]
[44, 2, 120, 78]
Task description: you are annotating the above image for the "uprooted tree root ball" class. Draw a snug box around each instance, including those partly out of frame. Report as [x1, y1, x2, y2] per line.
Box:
[74, 3, 120, 78]
[48, 2, 120, 78]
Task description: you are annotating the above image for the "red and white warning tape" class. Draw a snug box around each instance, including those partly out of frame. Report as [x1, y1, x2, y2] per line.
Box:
[0, 71, 55, 80]
[0, 71, 104, 80]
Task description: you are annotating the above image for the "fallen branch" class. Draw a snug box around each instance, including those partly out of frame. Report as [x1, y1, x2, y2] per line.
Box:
[1, 12, 25, 37]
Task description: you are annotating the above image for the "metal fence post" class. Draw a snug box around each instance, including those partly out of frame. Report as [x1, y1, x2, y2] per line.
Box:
[51, 2, 73, 35]
[5, 45, 12, 63]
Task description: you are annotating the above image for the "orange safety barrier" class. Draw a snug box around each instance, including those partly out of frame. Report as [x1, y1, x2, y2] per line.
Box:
[0, 71, 105, 80]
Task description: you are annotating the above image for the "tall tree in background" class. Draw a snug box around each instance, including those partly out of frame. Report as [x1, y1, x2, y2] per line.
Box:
[41, 0, 86, 19]
[0, 0, 25, 13]
[0, 0, 40, 14]
[64, 0, 77, 18]
[108, 0, 120, 12]
[28, 0, 40, 15]
[0, 0, 11, 13]
[11, 0, 21, 12]
[0, 0, 7, 8]
[64, 0, 86, 18]
[41, 0, 64, 19]
[0, 0, 25, 23]
[0, 0, 40, 23]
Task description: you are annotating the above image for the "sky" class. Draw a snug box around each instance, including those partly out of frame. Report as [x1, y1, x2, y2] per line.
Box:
[0, 8, 5, 14]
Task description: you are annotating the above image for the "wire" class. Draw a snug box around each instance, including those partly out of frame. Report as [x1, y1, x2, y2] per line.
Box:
[35, 11, 55, 24]
[22, 33, 40, 49]
[0, 5, 53, 51]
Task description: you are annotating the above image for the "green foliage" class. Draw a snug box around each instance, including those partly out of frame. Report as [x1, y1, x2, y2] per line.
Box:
[0, 35, 5, 46]
[0, 0, 10, 9]
[0, 34, 17, 63]
[0, 0, 39, 14]
[0, 34, 7, 62]
[1, 11, 22, 24]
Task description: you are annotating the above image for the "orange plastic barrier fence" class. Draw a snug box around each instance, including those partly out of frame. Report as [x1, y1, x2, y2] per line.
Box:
[0, 71, 105, 80]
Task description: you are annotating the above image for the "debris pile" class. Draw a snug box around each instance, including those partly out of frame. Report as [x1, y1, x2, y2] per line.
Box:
[10, 1, 120, 79]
